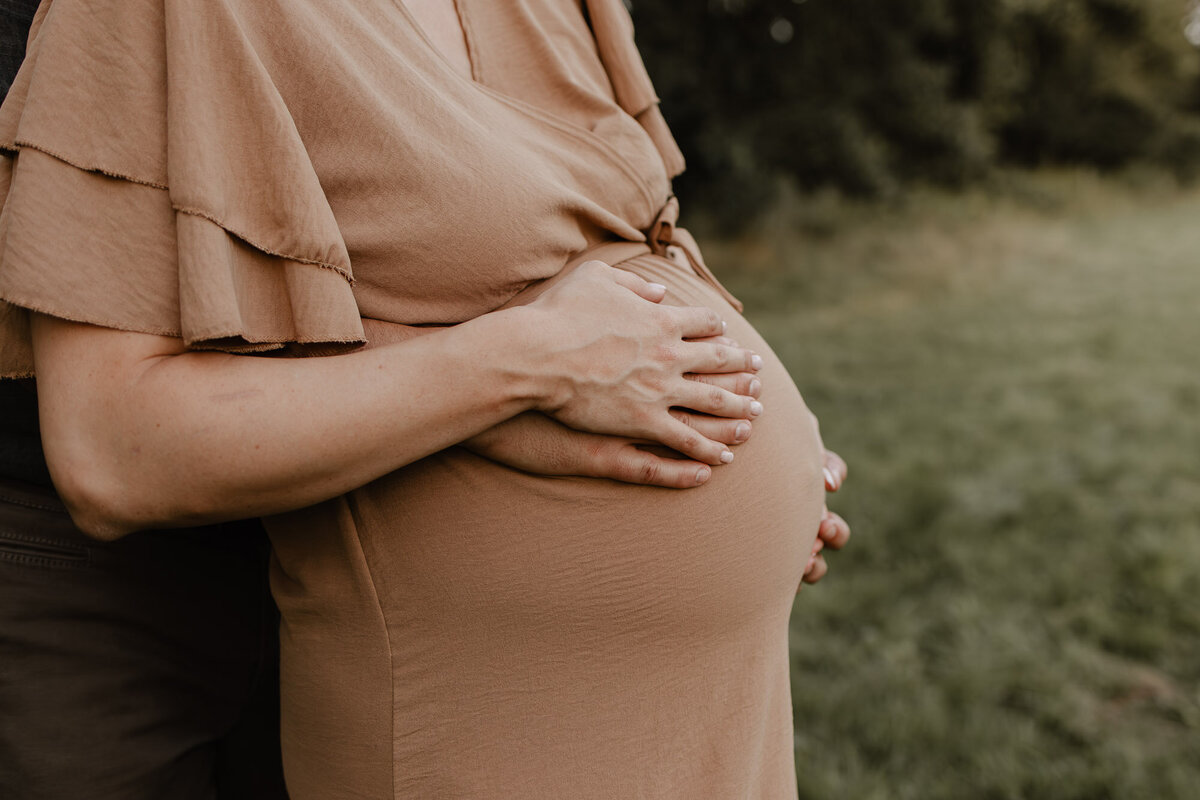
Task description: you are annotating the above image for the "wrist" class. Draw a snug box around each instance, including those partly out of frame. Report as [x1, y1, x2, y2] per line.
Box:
[454, 306, 560, 416]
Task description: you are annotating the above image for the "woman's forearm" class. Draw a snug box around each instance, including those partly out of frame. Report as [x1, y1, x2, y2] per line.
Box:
[31, 262, 760, 539]
[32, 308, 550, 539]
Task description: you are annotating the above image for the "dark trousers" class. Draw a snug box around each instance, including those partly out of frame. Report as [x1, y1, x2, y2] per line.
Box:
[0, 479, 288, 800]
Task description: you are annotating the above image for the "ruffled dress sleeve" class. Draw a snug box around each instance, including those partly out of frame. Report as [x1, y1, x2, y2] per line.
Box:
[0, 0, 365, 378]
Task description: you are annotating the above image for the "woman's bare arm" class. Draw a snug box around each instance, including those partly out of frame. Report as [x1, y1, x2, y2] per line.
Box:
[361, 318, 762, 488]
[32, 262, 761, 539]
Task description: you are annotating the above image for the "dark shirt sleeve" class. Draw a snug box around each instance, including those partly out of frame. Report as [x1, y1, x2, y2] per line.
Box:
[0, 0, 52, 486]
[0, 0, 38, 97]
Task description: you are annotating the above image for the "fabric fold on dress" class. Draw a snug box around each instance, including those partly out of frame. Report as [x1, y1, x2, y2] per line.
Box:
[0, 0, 365, 378]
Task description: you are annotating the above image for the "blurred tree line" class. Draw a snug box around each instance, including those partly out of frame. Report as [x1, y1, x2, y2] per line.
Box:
[629, 0, 1200, 226]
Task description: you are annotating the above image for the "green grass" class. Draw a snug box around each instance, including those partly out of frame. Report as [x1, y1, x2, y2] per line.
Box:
[703, 172, 1200, 799]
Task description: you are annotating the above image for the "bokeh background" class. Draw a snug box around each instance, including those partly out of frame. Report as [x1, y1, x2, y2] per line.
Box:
[629, 1, 1200, 797]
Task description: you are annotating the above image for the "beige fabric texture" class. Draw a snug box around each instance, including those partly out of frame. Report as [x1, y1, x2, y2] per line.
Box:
[0, 1, 824, 797]
[0, 0, 682, 375]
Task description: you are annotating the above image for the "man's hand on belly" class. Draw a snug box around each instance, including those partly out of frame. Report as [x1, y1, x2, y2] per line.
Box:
[800, 448, 851, 588]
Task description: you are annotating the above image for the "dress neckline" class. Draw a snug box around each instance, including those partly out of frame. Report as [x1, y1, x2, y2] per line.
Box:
[387, 0, 665, 218]
[391, 0, 474, 81]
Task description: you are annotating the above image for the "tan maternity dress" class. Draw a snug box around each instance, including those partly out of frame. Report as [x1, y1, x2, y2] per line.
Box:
[0, 1, 826, 797]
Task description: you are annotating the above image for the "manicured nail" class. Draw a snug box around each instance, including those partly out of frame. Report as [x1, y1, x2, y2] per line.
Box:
[751, 354, 764, 370]
[695, 466, 712, 485]
[749, 400, 764, 417]
[735, 422, 752, 442]
[720, 449, 735, 464]
[648, 283, 666, 293]
[749, 378, 762, 397]
[823, 467, 837, 490]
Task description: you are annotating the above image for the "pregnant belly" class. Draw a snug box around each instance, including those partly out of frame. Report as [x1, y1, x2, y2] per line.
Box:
[265, 252, 824, 797]
[355, 253, 822, 638]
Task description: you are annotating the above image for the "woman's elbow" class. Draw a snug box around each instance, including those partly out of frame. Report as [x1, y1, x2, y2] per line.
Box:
[40, 415, 170, 540]
[46, 448, 143, 541]
[30, 314, 182, 539]
[44, 425, 233, 540]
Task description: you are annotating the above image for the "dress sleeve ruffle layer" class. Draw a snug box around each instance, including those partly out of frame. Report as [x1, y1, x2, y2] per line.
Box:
[0, 0, 365, 378]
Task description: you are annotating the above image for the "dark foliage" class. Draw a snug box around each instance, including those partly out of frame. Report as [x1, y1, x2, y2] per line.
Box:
[628, 0, 1200, 228]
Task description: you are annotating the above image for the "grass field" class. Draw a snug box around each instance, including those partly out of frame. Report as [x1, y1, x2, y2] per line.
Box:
[702, 172, 1200, 799]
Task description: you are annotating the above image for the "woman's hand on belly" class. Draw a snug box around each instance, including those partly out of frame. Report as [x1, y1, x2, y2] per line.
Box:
[462, 331, 762, 488]
[524, 261, 764, 466]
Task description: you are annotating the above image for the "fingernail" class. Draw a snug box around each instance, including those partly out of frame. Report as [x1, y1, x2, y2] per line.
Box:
[749, 378, 762, 397]
[648, 283, 666, 293]
[749, 400, 764, 417]
[734, 422, 752, 442]
[720, 449, 735, 464]
[751, 354, 764, 370]
[823, 467, 837, 490]
[721, 320, 728, 334]
[695, 466, 712, 485]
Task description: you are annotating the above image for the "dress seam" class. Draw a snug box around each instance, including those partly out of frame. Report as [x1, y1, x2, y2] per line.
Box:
[453, 0, 483, 84]
[344, 495, 397, 799]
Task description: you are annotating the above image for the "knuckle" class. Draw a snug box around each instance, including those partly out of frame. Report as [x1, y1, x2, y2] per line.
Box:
[708, 387, 726, 409]
[657, 309, 679, 336]
[655, 343, 679, 365]
[583, 438, 609, 463]
[680, 432, 703, 454]
[636, 459, 660, 485]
